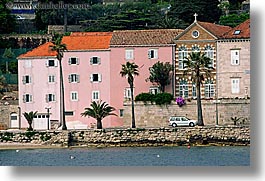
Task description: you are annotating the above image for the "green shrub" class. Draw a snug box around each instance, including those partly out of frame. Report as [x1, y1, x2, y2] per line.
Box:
[135, 92, 173, 105]
[135, 92, 154, 103]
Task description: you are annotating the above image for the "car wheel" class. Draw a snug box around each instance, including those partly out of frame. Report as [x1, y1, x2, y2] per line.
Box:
[189, 122, 195, 127]
[172, 123, 177, 127]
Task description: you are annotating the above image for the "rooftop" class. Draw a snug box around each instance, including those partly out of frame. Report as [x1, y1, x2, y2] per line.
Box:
[197, 21, 232, 38]
[221, 19, 250, 39]
[18, 42, 56, 58]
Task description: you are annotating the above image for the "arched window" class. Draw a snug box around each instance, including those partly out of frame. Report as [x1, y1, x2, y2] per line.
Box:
[205, 80, 215, 98]
[178, 46, 188, 69]
[179, 80, 188, 98]
[204, 45, 214, 68]
[192, 45, 200, 52]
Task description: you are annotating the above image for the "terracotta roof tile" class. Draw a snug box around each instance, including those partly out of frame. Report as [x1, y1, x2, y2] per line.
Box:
[221, 19, 250, 39]
[198, 21, 232, 38]
[18, 42, 57, 58]
[62, 32, 112, 50]
[110, 29, 183, 46]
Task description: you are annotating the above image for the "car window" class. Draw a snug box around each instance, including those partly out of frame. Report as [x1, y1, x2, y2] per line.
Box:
[170, 117, 175, 121]
[176, 117, 181, 121]
[182, 117, 188, 121]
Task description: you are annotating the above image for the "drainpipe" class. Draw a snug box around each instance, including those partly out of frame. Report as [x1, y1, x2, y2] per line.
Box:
[18, 106, 21, 129]
[172, 44, 176, 97]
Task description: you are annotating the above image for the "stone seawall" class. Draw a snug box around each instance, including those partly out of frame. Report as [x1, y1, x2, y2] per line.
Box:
[0, 126, 250, 148]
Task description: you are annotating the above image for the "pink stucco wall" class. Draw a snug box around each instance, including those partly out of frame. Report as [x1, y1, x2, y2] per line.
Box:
[217, 40, 250, 98]
[18, 57, 60, 128]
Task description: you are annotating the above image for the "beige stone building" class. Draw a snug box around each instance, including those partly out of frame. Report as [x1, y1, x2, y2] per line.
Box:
[217, 19, 250, 98]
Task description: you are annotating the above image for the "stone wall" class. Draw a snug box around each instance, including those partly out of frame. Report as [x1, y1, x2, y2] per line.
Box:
[123, 98, 250, 128]
[0, 104, 19, 130]
[0, 126, 250, 147]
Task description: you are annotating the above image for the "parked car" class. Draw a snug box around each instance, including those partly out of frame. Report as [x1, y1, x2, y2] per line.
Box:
[168, 116, 198, 127]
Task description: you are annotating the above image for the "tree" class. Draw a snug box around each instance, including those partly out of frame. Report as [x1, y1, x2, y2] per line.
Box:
[120, 62, 139, 128]
[148, 61, 173, 93]
[23, 111, 38, 131]
[50, 36, 67, 130]
[219, 12, 249, 27]
[0, 75, 7, 94]
[183, 52, 214, 126]
[81, 101, 117, 129]
[2, 48, 15, 73]
[0, 0, 16, 34]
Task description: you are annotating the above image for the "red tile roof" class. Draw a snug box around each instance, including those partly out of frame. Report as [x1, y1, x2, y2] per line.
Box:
[110, 29, 183, 46]
[18, 42, 57, 58]
[198, 21, 232, 38]
[221, 19, 250, 39]
[62, 32, 113, 50]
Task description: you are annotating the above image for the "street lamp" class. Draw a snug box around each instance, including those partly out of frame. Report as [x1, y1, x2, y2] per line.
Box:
[45, 106, 51, 130]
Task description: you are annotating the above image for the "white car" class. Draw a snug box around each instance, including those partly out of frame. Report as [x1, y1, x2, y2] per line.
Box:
[169, 116, 198, 127]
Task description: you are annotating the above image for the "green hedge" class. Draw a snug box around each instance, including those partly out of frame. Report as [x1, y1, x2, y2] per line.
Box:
[135, 92, 173, 105]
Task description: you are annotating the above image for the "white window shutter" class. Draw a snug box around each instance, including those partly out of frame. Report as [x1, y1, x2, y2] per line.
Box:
[45, 94, 49, 102]
[29, 76, 32, 83]
[23, 95, 26, 103]
[77, 75, 80, 83]
[99, 74, 102, 82]
[148, 50, 151, 59]
[29, 95, 33, 102]
[98, 57, 101, 65]
[154, 49, 158, 59]
[90, 74, 93, 82]
[22, 76, 26, 84]
[68, 75, 71, 83]
[90, 58, 93, 65]
[68, 58, 71, 65]
[53, 94, 56, 101]
[77, 58, 80, 65]
[54, 60, 58, 67]
[46, 60, 49, 67]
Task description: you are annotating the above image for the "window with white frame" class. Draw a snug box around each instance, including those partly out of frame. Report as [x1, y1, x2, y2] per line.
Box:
[24, 60, 32, 68]
[192, 45, 200, 52]
[68, 57, 79, 65]
[90, 56, 101, 65]
[231, 50, 240, 65]
[90, 74, 102, 82]
[125, 49, 134, 60]
[150, 87, 160, 95]
[92, 91, 100, 101]
[124, 88, 133, 99]
[46, 94, 56, 102]
[71, 91, 78, 101]
[231, 78, 240, 94]
[148, 49, 158, 59]
[46, 59, 58, 67]
[178, 46, 188, 69]
[23, 94, 32, 103]
[192, 83, 196, 98]
[48, 75, 55, 83]
[179, 80, 188, 98]
[205, 45, 214, 68]
[68, 74, 80, 83]
[205, 80, 215, 98]
[22, 75, 31, 84]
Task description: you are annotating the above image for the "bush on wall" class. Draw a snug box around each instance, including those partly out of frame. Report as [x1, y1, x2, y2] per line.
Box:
[135, 92, 173, 105]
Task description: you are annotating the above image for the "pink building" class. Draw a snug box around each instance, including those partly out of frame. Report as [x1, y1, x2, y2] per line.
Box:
[217, 19, 250, 98]
[18, 29, 183, 129]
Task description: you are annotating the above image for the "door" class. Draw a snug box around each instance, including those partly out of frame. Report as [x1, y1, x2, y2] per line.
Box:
[10, 113, 19, 128]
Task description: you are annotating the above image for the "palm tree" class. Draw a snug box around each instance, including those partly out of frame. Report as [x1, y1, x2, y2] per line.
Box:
[23, 111, 38, 131]
[50, 36, 67, 130]
[120, 62, 139, 128]
[81, 101, 117, 129]
[183, 52, 214, 126]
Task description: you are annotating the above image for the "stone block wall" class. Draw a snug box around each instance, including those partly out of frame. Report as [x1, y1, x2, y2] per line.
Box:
[122, 99, 250, 128]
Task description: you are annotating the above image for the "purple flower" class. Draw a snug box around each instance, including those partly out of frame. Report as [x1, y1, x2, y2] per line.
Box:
[176, 97, 186, 107]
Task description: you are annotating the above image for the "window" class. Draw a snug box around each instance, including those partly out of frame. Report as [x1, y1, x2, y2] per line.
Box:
[92, 91, 100, 101]
[125, 49, 134, 60]
[24, 60, 32, 68]
[192, 30, 199, 38]
[68, 57, 79, 65]
[90, 57, 101, 65]
[71, 91, 78, 101]
[231, 78, 240, 94]
[46, 59, 57, 67]
[48, 75, 55, 83]
[233, 30, 241, 35]
[231, 50, 240, 65]
[90, 74, 102, 82]
[23, 94, 32, 103]
[65, 111, 74, 116]
[192, 83, 196, 98]
[192, 46, 200, 52]
[124, 88, 132, 99]
[178, 46, 188, 69]
[205, 80, 215, 98]
[46, 94, 56, 102]
[150, 87, 160, 95]
[179, 80, 188, 98]
[22, 75, 31, 84]
[148, 49, 158, 59]
[68, 74, 80, 83]
[119, 109, 124, 117]
[205, 45, 214, 68]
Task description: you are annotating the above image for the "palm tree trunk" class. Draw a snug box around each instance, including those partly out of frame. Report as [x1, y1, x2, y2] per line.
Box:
[59, 60, 67, 130]
[28, 123, 33, 131]
[130, 83, 136, 128]
[97, 119, 103, 129]
[196, 79, 204, 126]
